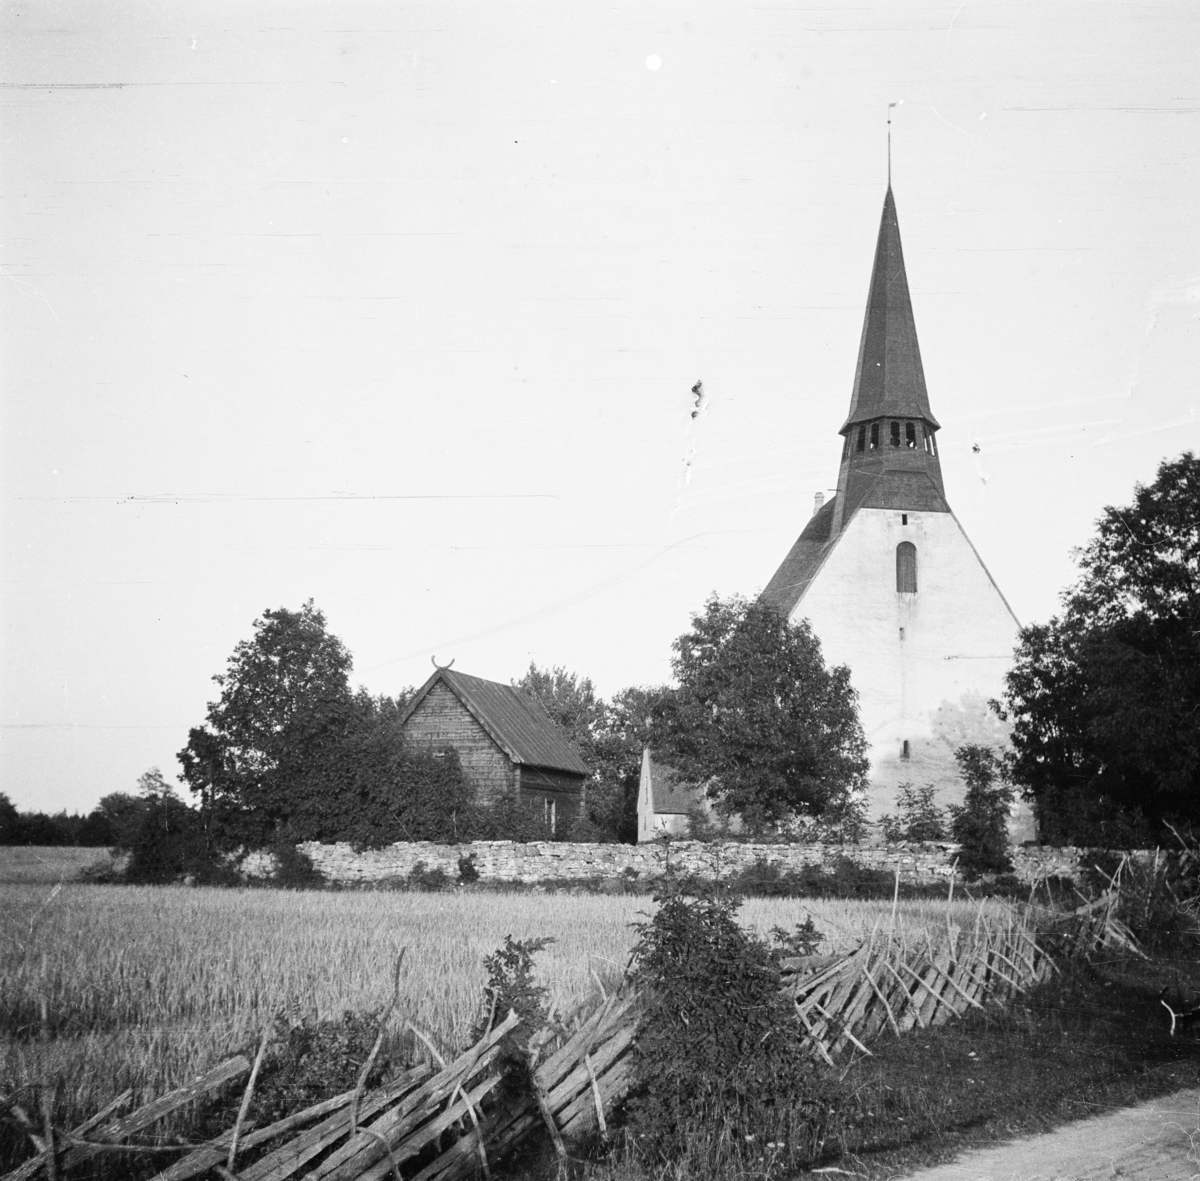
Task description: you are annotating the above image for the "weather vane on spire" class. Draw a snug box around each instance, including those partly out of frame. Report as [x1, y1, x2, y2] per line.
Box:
[887, 100, 902, 186]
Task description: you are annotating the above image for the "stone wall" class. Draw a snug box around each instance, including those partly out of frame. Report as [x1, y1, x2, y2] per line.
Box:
[243, 839, 1097, 887]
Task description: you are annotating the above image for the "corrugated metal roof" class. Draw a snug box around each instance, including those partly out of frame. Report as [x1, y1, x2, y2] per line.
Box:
[399, 668, 590, 777]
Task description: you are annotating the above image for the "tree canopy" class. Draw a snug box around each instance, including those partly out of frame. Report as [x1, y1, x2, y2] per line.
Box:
[1001, 452, 1200, 843]
[177, 601, 476, 848]
[516, 663, 661, 841]
[656, 594, 868, 832]
[178, 601, 359, 845]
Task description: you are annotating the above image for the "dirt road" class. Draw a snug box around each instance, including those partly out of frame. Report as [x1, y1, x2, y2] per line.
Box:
[894, 1087, 1200, 1180]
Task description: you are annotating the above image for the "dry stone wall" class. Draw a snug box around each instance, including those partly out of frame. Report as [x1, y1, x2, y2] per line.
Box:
[246, 839, 1095, 887]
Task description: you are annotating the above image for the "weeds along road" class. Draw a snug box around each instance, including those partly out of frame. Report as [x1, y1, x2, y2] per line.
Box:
[895, 1085, 1200, 1180]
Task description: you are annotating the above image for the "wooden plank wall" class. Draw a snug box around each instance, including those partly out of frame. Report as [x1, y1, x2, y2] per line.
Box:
[402, 683, 515, 805]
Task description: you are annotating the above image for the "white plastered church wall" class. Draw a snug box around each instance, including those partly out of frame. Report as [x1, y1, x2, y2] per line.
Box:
[791, 506, 1020, 815]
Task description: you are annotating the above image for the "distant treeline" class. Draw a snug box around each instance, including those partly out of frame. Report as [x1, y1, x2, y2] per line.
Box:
[0, 793, 117, 846]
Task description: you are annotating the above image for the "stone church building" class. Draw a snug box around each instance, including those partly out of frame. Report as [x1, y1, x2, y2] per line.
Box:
[761, 186, 1021, 818]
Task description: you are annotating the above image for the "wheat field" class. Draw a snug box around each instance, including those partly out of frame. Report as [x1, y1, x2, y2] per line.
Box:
[1, 880, 1018, 1133]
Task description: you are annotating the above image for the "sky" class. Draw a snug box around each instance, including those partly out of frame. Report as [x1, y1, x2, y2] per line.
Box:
[3, 0, 1197, 815]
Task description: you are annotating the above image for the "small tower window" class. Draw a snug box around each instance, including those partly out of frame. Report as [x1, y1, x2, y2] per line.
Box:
[923, 426, 937, 457]
[889, 420, 901, 447]
[901, 740, 911, 761]
[869, 423, 879, 450]
[905, 421, 917, 448]
[896, 541, 917, 593]
[841, 436, 849, 460]
[856, 426, 866, 453]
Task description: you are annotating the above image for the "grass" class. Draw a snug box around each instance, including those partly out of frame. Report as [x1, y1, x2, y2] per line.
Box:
[0, 846, 114, 885]
[0, 879, 1002, 1152]
[8, 860, 1189, 1180]
[805, 951, 1200, 1177]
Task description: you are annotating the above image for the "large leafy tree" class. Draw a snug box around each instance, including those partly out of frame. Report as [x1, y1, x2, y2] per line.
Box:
[658, 594, 868, 832]
[178, 601, 359, 845]
[516, 663, 663, 842]
[1001, 452, 1200, 843]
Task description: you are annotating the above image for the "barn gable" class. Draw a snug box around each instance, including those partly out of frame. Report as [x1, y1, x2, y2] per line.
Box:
[399, 668, 589, 834]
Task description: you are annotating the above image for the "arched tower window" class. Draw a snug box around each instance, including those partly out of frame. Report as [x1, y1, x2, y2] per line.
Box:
[889, 420, 901, 447]
[901, 740, 911, 761]
[896, 541, 917, 593]
[856, 425, 866, 453]
[905, 421, 917, 448]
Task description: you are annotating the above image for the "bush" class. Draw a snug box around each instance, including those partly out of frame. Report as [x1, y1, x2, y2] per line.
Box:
[948, 745, 1014, 880]
[623, 876, 830, 1169]
[472, 935, 556, 1099]
[407, 861, 450, 891]
[270, 840, 325, 890]
[199, 1009, 392, 1138]
[125, 790, 237, 886]
[457, 852, 480, 884]
[879, 783, 946, 843]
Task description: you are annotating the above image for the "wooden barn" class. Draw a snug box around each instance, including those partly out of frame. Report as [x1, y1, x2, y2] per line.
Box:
[398, 667, 589, 836]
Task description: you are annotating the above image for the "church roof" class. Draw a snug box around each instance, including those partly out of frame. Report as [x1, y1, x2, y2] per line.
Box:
[399, 668, 590, 776]
[643, 754, 705, 816]
[840, 187, 940, 433]
[760, 497, 839, 617]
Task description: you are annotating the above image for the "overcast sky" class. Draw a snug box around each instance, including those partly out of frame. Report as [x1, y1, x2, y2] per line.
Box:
[3, 1, 1197, 815]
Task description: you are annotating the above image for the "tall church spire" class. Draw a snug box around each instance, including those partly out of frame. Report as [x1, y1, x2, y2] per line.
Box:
[841, 188, 939, 433]
[830, 187, 946, 535]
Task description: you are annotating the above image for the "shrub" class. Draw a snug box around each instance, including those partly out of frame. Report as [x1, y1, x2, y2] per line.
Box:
[879, 783, 946, 843]
[199, 1009, 391, 1138]
[948, 745, 1014, 880]
[270, 840, 325, 890]
[457, 852, 480, 884]
[623, 876, 830, 1169]
[125, 790, 237, 886]
[472, 935, 555, 1098]
[407, 861, 450, 891]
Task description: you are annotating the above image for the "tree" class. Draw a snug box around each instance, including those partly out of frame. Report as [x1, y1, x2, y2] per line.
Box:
[948, 745, 1014, 879]
[657, 594, 868, 832]
[88, 792, 148, 851]
[178, 601, 357, 847]
[125, 767, 220, 884]
[0, 792, 20, 844]
[1000, 452, 1200, 843]
[516, 663, 663, 842]
[286, 690, 477, 847]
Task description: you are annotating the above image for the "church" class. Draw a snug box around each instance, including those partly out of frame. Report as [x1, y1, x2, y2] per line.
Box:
[761, 186, 1021, 818]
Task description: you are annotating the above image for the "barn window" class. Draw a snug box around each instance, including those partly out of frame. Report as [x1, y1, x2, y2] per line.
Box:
[544, 797, 557, 836]
[896, 542, 917, 593]
[889, 420, 901, 447]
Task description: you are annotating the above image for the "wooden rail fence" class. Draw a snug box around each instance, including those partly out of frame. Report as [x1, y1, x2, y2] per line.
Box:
[3, 913, 1049, 1180]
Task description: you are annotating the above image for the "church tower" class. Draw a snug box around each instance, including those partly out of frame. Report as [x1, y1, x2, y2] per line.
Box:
[761, 186, 1020, 815]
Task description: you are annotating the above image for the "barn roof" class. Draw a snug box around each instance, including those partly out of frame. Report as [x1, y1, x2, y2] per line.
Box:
[399, 668, 590, 777]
